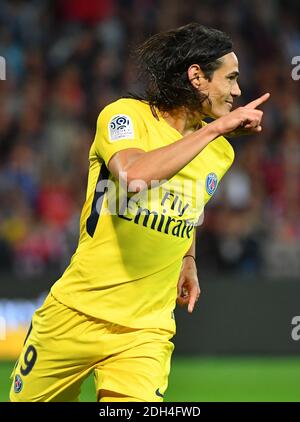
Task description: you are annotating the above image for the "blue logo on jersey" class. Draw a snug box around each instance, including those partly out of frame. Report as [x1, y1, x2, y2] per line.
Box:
[205, 172, 218, 195]
[14, 374, 23, 393]
[110, 115, 130, 130]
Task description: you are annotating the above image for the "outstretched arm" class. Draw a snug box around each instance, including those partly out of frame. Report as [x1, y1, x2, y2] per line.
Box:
[108, 93, 270, 191]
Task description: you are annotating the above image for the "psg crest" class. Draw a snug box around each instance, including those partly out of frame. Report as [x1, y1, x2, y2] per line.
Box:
[205, 172, 218, 196]
[14, 374, 23, 393]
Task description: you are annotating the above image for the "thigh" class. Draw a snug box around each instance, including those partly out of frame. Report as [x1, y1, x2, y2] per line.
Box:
[9, 294, 93, 402]
[95, 327, 175, 402]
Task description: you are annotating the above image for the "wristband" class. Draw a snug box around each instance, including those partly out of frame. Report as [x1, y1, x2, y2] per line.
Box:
[183, 254, 196, 263]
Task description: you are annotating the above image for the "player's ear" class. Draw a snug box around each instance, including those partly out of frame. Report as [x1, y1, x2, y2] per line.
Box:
[188, 64, 206, 89]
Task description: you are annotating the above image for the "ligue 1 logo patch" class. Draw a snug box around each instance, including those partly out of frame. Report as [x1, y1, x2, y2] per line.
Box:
[205, 172, 218, 196]
[14, 374, 23, 393]
[108, 114, 134, 142]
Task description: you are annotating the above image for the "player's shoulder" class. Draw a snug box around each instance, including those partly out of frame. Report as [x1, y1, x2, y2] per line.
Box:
[99, 98, 149, 119]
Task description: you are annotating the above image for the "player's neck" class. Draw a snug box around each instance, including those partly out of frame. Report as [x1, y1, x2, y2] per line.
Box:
[160, 107, 203, 136]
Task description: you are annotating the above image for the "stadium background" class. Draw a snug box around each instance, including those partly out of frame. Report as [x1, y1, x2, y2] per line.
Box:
[0, 0, 300, 401]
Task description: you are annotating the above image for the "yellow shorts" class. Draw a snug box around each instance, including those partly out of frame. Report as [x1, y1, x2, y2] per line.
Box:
[9, 293, 174, 402]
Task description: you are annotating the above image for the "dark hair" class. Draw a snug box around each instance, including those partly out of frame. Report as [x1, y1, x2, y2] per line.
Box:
[130, 23, 233, 112]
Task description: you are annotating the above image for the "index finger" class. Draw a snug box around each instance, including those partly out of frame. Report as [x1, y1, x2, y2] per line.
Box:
[245, 92, 270, 109]
[188, 287, 199, 313]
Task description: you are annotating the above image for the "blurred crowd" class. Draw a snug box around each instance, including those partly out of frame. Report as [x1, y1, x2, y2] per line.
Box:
[0, 0, 299, 279]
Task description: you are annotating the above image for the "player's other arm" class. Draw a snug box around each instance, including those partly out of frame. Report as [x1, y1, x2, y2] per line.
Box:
[177, 229, 200, 313]
[108, 93, 270, 191]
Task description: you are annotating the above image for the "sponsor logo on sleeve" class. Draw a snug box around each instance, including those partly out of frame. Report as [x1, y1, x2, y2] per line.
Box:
[108, 114, 134, 142]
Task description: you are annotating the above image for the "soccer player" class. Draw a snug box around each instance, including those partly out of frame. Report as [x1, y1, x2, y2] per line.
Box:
[10, 23, 269, 402]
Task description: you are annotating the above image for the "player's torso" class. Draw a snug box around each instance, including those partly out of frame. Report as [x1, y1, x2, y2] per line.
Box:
[51, 99, 234, 328]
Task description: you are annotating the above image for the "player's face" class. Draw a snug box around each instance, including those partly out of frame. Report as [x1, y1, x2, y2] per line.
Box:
[199, 52, 241, 118]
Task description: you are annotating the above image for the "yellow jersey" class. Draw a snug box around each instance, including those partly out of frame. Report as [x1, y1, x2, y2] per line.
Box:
[51, 98, 234, 331]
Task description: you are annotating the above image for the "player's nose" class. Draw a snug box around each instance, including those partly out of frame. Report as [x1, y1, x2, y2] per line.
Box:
[231, 81, 241, 98]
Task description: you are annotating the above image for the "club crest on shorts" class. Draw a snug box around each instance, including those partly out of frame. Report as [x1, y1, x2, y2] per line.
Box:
[108, 114, 134, 142]
[14, 374, 23, 393]
[205, 172, 218, 195]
